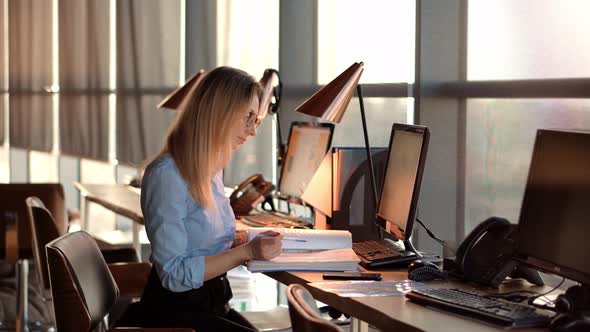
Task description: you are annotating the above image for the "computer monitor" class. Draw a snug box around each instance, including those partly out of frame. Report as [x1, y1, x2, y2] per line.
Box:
[278, 122, 334, 200]
[375, 123, 430, 254]
[514, 129, 590, 286]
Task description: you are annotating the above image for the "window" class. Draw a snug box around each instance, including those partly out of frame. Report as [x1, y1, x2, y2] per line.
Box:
[465, 0, 590, 234]
[330, 98, 410, 147]
[317, 0, 415, 84]
[217, 0, 279, 186]
[217, 0, 279, 77]
[465, 99, 590, 230]
[29, 151, 58, 182]
[80, 158, 116, 236]
[468, 0, 590, 80]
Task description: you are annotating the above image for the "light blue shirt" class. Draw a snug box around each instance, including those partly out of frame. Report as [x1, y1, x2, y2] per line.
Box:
[141, 154, 236, 292]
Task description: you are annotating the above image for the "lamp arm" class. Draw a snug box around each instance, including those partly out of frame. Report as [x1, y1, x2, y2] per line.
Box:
[275, 111, 286, 166]
[357, 84, 379, 210]
[263, 68, 286, 166]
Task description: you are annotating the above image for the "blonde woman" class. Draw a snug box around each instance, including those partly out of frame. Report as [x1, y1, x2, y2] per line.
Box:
[135, 67, 282, 331]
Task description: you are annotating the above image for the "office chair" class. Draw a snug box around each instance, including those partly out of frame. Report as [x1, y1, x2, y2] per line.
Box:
[0, 184, 68, 260]
[25, 196, 140, 328]
[0, 183, 70, 330]
[26, 196, 138, 293]
[45, 231, 193, 332]
[286, 284, 344, 332]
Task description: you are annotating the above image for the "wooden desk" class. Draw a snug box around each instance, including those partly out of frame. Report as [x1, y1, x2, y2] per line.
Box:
[74, 183, 143, 256]
[266, 270, 554, 332]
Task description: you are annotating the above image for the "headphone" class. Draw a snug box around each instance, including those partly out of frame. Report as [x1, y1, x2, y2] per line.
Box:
[554, 285, 590, 314]
[455, 217, 512, 274]
[262, 69, 282, 115]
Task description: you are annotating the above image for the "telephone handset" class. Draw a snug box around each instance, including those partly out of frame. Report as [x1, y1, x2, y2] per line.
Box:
[454, 217, 543, 288]
[229, 174, 274, 216]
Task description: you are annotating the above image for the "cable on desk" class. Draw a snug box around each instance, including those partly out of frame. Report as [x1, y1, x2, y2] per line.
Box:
[483, 290, 540, 304]
[416, 217, 444, 246]
[525, 276, 566, 311]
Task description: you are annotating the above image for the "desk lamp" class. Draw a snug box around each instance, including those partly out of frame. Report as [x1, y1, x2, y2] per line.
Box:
[158, 69, 206, 110]
[294, 62, 378, 208]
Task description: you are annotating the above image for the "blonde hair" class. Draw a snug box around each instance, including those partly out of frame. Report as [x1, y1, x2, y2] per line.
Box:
[157, 66, 262, 209]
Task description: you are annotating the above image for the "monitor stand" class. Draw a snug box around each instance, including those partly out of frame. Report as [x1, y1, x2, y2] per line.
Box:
[383, 236, 444, 265]
[382, 237, 422, 258]
[404, 239, 422, 258]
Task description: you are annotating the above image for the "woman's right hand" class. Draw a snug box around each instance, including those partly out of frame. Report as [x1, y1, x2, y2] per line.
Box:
[246, 230, 283, 261]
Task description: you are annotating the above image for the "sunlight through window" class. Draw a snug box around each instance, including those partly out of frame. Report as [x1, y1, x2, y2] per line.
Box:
[318, 0, 415, 84]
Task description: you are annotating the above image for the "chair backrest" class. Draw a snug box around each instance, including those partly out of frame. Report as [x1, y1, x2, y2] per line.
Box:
[46, 231, 119, 332]
[0, 183, 67, 259]
[286, 284, 344, 332]
[25, 196, 62, 294]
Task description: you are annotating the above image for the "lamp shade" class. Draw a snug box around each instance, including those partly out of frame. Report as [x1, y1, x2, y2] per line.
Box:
[294, 62, 364, 123]
[258, 69, 279, 119]
[158, 70, 206, 110]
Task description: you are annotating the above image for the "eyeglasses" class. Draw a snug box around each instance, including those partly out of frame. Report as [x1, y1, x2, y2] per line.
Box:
[244, 111, 262, 129]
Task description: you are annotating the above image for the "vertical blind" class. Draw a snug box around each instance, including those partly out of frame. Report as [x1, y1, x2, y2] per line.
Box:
[116, 0, 180, 165]
[1, 0, 6, 144]
[58, 0, 109, 160]
[8, 0, 52, 152]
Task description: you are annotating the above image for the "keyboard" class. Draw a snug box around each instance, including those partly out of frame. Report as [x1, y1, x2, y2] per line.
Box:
[406, 288, 553, 328]
[352, 240, 417, 268]
[240, 212, 310, 229]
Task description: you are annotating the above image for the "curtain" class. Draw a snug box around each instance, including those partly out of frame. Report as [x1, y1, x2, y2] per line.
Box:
[185, 0, 218, 73]
[0, 94, 5, 145]
[1, 0, 6, 144]
[8, 0, 53, 152]
[116, 0, 180, 165]
[58, 0, 109, 160]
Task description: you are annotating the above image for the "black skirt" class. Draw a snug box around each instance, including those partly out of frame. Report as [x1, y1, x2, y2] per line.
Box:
[125, 266, 256, 331]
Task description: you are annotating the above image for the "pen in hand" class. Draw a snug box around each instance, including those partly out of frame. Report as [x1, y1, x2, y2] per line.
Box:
[282, 237, 307, 243]
[255, 234, 307, 243]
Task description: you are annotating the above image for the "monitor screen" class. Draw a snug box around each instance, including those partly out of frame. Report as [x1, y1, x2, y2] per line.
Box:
[278, 122, 334, 198]
[376, 123, 430, 241]
[515, 129, 590, 285]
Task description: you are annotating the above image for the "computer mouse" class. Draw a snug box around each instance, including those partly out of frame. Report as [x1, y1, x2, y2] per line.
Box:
[408, 260, 439, 273]
[550, 313, 590, 332]
[408, 260, 448, 281]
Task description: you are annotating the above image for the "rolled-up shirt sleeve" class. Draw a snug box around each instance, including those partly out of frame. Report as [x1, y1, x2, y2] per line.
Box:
[141, 163, 206, 292]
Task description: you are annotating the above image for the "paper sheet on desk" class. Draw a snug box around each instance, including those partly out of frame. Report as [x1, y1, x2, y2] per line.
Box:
[308, 280, 430, 297]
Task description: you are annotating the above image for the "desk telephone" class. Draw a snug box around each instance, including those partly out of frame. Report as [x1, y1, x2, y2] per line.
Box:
[229, 174, 274, 216]
[450, 217, 544, 287]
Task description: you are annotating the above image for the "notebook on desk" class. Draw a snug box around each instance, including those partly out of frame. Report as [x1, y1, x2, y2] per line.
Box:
[241, 122, 334, 228]
[245, 228, 359, 272]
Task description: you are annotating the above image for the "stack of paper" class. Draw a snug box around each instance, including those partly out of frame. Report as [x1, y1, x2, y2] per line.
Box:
[245, 228, 360, 272]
